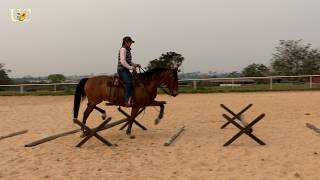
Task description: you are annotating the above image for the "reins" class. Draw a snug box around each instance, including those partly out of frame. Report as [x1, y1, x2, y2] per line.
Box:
[138, 67, 171, 95]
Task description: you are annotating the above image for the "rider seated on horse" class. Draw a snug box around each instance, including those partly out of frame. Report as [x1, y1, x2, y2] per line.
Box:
[117, 36, 141, 107]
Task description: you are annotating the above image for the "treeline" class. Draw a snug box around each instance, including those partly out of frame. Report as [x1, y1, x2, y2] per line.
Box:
[0, 63, 12, 85]
[0, 68, 68, 85]
[142, 40, 320, 78]
[230, 40, 320, 77]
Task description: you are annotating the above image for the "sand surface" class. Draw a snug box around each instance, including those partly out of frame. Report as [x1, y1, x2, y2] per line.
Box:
[1, 91, 320, 180]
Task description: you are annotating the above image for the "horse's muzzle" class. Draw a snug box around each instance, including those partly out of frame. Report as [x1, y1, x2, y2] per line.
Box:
[172, 90, 178, 97]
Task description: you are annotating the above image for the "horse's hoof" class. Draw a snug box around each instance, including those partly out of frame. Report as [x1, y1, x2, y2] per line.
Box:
[73, 118, 78, 123]
[129, 135, 136, 139]
[101, 113, 107, 120]
[154, 117, 161, 125]
[80, 131, 86, 138]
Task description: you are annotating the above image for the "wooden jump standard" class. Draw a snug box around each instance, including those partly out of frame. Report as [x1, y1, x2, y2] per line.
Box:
[220, 104, 253, 129]
[117, 107, 147, 131]
[25, 117, 132, 147]
[220, 104, 266, 146]
[25, 106, 148, 147]
[73, 117, 113, 147]
[25, 101, 166, 148]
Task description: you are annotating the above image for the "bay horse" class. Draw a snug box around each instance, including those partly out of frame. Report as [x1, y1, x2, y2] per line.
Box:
[73, 68, 179, 136]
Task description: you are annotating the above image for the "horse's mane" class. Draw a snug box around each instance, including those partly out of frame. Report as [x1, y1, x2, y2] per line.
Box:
[138, 68, 171, 81]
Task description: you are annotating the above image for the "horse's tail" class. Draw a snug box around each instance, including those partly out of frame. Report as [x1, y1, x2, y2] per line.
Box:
[73, 78, 89, 119]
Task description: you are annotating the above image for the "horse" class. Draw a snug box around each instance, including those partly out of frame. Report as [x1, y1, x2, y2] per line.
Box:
[73, 68, 179, 136]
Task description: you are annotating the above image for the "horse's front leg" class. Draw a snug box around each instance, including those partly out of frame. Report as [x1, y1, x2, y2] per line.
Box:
[150, 101, 166, 125]
[126, 106, 140, 137]
[94, 106, 107, 120]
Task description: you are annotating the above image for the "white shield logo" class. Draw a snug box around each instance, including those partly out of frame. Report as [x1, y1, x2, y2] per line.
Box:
[10, 9, 31, 22]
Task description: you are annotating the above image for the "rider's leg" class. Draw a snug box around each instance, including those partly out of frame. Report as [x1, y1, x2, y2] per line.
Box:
[118, 69, 133, 105]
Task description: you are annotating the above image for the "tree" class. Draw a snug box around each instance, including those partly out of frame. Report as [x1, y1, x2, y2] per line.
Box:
[242, 63, 270, 77]
[48, 74, 65, 83]
[271, 40, 320, 75]
[146, 51, 184, 70]
[226, 71, 241, 77]
[0, 63, 12, 85]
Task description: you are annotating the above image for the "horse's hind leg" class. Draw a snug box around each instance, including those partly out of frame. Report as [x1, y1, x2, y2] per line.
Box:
[94, 106, 107, 120]
[80, 102, 95, 137]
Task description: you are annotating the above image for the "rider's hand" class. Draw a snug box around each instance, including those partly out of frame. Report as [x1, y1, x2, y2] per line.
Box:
[131, 68, 137, 74]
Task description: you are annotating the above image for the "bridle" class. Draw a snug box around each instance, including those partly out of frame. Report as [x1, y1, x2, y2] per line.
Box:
[139, 67, 172, 96]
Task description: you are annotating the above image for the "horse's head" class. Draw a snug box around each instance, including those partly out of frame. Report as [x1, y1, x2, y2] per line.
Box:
[162, 68, 179, 97]
[138, 67, 179, 97]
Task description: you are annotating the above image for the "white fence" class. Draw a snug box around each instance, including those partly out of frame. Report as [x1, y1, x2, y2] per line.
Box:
[1, 75, 320, 94]
[0, 83, 77, 94]
[181, 75, 320, 91]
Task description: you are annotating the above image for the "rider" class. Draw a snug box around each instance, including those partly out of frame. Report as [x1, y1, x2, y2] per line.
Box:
[117, 36, 140, 107]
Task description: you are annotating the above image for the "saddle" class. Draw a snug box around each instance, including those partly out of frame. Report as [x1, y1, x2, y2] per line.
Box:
[109, 75, 123, 87]
[107, 74, 143, 88]
[107, 74, 144, 105]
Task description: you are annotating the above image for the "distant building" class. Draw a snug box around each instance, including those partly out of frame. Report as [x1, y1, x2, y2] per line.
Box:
[312, 76, 320, 83]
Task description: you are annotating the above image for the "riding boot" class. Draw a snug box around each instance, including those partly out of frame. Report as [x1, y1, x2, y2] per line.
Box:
[125, 97, 134, 107]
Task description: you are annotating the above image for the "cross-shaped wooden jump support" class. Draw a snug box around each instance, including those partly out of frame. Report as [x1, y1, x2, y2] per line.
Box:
[73, 117, 113, 147]
[220, 104, 253, 129]
[118, 107, 147, 131]
[220, 104, 266, 146]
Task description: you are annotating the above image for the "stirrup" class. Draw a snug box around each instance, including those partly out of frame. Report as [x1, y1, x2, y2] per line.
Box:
[125, 97, 134, 107]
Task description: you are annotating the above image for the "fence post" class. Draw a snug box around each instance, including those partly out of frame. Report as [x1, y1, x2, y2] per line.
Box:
[20, 85, 24, 94]
[310, 76, 313, 89]
[53, 84, 57, 92]
[193, 80, 197, 91]
[270, 77, 273, 90]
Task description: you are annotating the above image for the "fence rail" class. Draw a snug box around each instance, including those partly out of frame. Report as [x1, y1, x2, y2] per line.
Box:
[181, 75, 320, 91]
[1, 75, 320, 94]
[0, 83, 78, 94]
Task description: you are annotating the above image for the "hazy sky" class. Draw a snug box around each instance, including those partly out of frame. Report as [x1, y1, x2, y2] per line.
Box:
[1, 0, 320, 77]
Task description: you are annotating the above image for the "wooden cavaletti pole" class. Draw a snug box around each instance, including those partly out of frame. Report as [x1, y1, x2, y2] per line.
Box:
[164, 126, 185, 146]
[25, 117, 128, 147]
[306, 123, 320, 134]
[25, 129, 80, 147]
[0, 130, 28, 141]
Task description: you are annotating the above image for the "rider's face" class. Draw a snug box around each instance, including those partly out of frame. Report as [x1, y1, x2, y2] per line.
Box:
[125, 41, 132, 48]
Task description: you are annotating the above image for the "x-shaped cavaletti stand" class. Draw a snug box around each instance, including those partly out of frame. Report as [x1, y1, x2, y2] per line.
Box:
[220, 104, 266, 146]
[73, 118, 113, 147]
[117, 107, 147, 131]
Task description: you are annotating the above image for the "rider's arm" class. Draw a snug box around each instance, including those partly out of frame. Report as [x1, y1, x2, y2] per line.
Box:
[119, 48, 134, 70]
